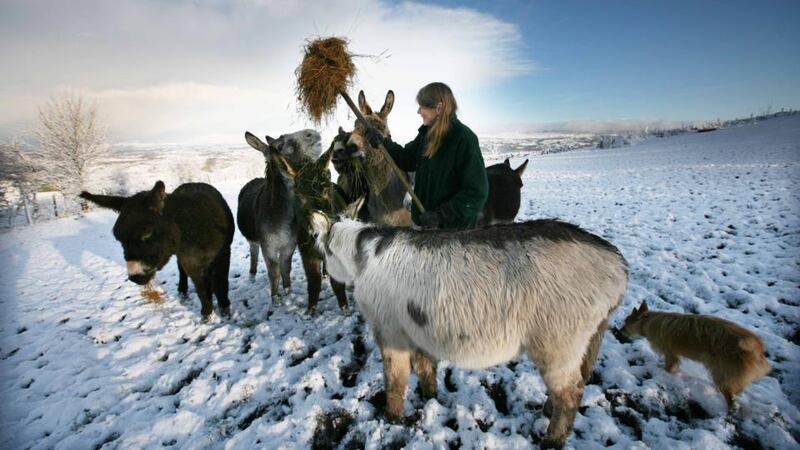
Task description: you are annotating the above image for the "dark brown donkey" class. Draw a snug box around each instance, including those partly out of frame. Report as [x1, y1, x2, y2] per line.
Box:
[479, 158, 529, 226]
[80, 181, 234, 320]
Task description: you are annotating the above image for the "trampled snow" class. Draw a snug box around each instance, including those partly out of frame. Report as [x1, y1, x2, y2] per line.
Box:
[1, 117, 798, 449]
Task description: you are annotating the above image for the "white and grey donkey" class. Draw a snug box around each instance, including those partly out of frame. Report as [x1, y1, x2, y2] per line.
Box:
[308, 209, 628, 449]
[237, 129, 321, 305]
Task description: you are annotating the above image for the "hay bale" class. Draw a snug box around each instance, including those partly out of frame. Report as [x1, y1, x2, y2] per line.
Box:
[296, 37, 356, 123]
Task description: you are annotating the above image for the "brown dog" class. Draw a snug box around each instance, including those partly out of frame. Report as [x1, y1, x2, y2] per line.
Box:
[622, 302, 771, 410]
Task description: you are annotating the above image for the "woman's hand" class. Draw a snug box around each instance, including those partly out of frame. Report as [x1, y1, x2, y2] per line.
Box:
[365, 127, 384, 148]
[418, 210, 442, 229]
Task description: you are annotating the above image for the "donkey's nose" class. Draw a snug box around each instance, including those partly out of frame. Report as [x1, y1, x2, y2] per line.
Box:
[128, 273, 152, 285]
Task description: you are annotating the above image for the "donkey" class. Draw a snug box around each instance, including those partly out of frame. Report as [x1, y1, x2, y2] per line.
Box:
[238, 130, 347, 313]
[479, 158, 529, 226]
[307, 211, 628, 449]
[80, 181, 234, 320]
[331, 126, 371, 222]
[339, 90, 413, 227]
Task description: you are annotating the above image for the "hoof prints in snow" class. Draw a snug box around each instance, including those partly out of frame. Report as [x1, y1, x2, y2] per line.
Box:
[340, 335, 367, 388]
[237, 395, 291, 431]
[165, 367, 204, 396]
[311, 408, 354, 450]
[2, 116, 799, 449]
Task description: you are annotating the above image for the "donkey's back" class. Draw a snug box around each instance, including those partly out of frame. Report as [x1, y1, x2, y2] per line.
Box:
[237, 177, 266, 242]
[355, 219, 628, 368]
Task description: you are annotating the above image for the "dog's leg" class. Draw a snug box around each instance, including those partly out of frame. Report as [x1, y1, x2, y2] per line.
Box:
[664, 353, 680, 373]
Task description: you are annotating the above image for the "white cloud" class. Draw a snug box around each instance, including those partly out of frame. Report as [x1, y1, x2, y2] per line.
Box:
[0, 0, 533, 144]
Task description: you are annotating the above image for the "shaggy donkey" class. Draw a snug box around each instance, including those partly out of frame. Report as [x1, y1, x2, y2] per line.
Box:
[340, 90, 413, 227]
[81, 181, 234, 320]
[331, 127, 371, 221]
[479, 158, 529, 226]
[238, 129, 347, 313]
[307, 212, 628, 449]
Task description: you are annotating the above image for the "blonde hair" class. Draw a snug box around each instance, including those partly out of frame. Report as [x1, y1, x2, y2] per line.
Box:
[416, 82, 457, 157]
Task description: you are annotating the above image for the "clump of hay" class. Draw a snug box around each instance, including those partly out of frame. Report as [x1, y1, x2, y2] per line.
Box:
[295, 37, 356, 123]
[141, 281, 165, 304]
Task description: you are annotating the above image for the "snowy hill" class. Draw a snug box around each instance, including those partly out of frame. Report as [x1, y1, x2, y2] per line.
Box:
[0, 116, 798, 449]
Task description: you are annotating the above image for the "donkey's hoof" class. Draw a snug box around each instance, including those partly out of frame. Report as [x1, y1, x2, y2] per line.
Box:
[306, 306, 317, 316]
[271, 295, 282, 305]
[540, 437, 566, 450]
[200, 313, 212, 323]
[384, 412, 404, 425]
[219, 306, 231, 318]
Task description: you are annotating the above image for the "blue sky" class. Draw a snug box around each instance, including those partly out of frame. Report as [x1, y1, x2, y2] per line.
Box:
[427, 0, 800, 125]
[1, 0, 798, 143]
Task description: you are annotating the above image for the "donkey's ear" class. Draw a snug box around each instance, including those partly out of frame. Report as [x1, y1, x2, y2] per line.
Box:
[79, 191, 128, 213]
[265, 135, 281, 149]
[245, 131, 269, 154]
[379, 90, 395, 118]
[342, 196, 366, 220]
[640, 302, 648, 312]
[273, 153, 298, 177]
[514, 159, 529, 177]
[338, 126, 346, 136]
[503, 158, 511, 167]
[150, 180, 167, 213]
[358, 90, 373, 116]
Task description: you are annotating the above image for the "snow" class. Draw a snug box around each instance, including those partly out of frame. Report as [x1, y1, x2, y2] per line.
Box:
[1, 116, 799, 449]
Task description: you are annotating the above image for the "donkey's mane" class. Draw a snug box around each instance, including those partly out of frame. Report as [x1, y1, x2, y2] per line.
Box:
[348, 218, 623, 256]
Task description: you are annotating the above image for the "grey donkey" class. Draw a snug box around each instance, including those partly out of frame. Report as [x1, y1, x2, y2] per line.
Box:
[308, 210, 628, 449]
[238, 129, 347, 314]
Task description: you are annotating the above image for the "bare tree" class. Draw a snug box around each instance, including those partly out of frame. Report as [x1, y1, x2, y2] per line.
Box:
[0, 139, 41, 225]
[34, 91, 109, 211]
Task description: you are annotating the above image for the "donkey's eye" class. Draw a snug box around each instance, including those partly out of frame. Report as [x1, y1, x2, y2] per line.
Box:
[141, 231, 153, 241]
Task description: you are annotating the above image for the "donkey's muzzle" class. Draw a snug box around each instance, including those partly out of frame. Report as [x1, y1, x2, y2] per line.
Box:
[128, 273, 153, 285]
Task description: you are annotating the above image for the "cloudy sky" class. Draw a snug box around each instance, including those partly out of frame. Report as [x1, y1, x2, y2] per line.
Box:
[1, 0, 798, 144]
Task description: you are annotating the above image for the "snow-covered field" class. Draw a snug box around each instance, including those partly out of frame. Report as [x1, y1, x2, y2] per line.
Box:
[1, 116, 798, 449]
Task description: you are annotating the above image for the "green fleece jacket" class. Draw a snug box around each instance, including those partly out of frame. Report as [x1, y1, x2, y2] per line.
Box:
[383, 117, 489, 229]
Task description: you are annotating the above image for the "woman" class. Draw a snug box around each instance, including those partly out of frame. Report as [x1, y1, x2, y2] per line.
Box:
[365, 82, 488, 229]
